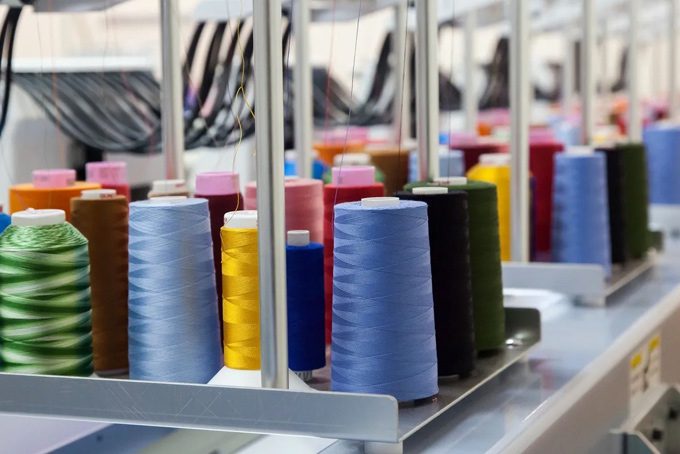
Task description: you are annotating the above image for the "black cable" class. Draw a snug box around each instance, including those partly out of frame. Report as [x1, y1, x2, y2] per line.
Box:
[0, 8, 21, 137]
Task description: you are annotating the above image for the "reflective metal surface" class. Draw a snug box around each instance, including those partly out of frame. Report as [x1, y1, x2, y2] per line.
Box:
[404, 254, 680, 452]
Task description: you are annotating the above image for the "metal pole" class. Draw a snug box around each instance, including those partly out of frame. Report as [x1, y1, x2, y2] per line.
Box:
[294, 0, 313, 178]
[160, 0, 184, 180]
[252, 0, 289, 389]
[629, 0, 642, 141]
[415, 0, 439, 180]
[464, 10, 478, 133]
[670, 0, 678, 118]
[392, 1, 408, 142]
[510, 0, 530, 263]
[601, 19, 610, 102]
[582, 0, 595, 145]
[562, 31, 574, 119]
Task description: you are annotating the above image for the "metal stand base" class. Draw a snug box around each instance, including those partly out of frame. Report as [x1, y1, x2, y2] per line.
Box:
[313, 306, 540, 441]
[209, 367, 310, 391]
[651, 204, 680, 243]
[503, 256, 656, 307]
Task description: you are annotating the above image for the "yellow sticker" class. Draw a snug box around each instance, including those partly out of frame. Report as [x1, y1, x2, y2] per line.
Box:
[649, 335, 661, 352]
[630, 352, 642, 369]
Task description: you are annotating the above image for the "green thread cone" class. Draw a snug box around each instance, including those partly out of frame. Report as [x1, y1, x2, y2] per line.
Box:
[0, 222, 93, 376]
[405, 180, 505, 352]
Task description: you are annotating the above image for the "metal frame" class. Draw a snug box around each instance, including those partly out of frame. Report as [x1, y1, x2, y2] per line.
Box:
[464, 10, 478, 133]
[160, 0, 184, 180]
[510, 0, 530, 262]
[582, 0, 595, 145]
[252, 0, 289, 389]
[671, 0, 678, 118]
[0, 308, 538, 444]
[415, 0, 439, 180]
[503, 256, 656, 307]
[392, 1, 408, 142]
[294, 0, 313, 178]
[628, 0, 642, 142]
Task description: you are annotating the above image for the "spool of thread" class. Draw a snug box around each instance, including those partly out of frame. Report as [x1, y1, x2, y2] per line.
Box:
[245, 178, 323, 243]
[128, 198, 222, 383]
[450, 139, 507, 172]
[529, 127, 556, 143]
[552, 148, 612, 276]
[323, 153, 386, 184]
[617, 142, 651, 259]
[467, 153, 512, 261]
[284, 150, 298, 177]
[596, 147, 628, 264]
[405, 178, 505, 353]
[408, 148, 466, 183]
[0, 209, 93, 375]
[551, 120, 582, 147]
[86, 161, 131, 201]
[148, 179, 190, 198]
[9, 169, 101, 221]
[0, 211, 9, 234]
[365, 145, 411, 196]
[286, 230, 325, 377]
[323, 166, 384, 342]
[643, 124, 680, 204]
[314, 140, 366, 166]
[397, 188, 475, 377]
[530, 140, 564, 255]
[285, 151, 329, 180]
[33, 168, 76, 188]
[222, 210, 260, 370]
[195, 171, 243, 339]
[332, 197, 438, 401]
[70, 189, 128, 374]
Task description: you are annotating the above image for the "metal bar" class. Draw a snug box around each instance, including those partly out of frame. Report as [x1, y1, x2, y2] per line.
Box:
[629, 0, 642, 141]
[601, 19, 610, 102]
[252, 0, 289, 389]
[582, 0, 595, 145]
[464, 10, 478, 133]
[510, 0, 530, 262]
[562, 30, 574, 119]
[670, 0, 678, 118]
[392, 1, 407, 142]
[0, 374, 398, 441]
[160, 0, 184, 180]
[415, 0, 439, 180]
[294, 0, 313, 178]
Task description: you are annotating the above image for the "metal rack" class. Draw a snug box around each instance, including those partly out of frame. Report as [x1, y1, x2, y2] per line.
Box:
[0, 0, 678, 452]
[0, 306, 539, 444]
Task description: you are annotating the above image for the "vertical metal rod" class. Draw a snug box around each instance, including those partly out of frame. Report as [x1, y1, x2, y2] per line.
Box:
[252, 0, 289, 389]
[670, 0, 678, 118]
[415, 0, 440, 180]
[402, 33, 413, 140]
[601, 19, 609, 102]
[464, 10, 478, 133]
[160, 0, 184, 180]
[582, 0, 595, 145]
[653, 39, 662, 101]
[510, 0, 530, 263]
[629, 0, 642, 141]
[562, 30, 574, 119]
[392, 2, 408, 142]
[294, 0, 313, 178]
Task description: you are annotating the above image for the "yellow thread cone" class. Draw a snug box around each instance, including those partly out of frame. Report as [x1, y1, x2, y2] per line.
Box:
[467, 159, 511, 261]
[221, 226, 260, 370]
